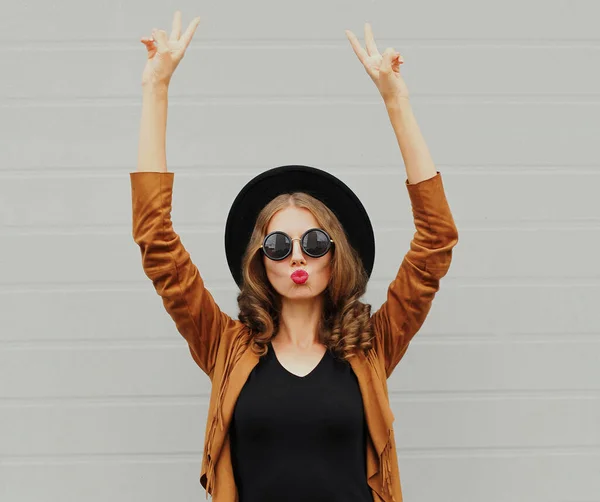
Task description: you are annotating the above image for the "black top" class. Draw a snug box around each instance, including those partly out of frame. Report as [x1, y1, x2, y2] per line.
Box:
[229, 341, 374, 502]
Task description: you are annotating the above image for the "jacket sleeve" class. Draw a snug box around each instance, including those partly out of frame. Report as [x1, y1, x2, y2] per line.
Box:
[370, 171, 459, 378]
[130, 171, 233, 379]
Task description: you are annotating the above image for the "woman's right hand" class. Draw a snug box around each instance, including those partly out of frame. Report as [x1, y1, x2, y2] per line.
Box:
[140, 11, 201, 88]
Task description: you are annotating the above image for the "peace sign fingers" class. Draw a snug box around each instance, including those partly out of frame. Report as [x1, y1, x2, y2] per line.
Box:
[364, 23, 380, 57]
[180, 16, 201, 52]
[170, 10, 182, 42]
[345, 22, 410, 103]
[139, 11, 201, 88]
[345, 29, 369, 68]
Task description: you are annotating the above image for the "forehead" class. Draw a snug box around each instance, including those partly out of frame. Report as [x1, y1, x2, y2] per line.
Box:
[266, 206, 319, 236]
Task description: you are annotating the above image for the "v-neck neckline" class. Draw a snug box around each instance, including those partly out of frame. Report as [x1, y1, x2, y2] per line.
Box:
[268, 341, 328, 380]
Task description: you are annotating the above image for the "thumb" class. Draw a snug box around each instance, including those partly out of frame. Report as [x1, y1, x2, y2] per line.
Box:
[380, 48, 396, 74]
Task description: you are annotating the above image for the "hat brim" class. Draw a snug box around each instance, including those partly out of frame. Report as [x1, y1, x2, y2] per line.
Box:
[225, 165, 375, 288]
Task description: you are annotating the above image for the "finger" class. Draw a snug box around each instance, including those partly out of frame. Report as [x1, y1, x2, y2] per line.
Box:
[380, 48, 395, 74]
[345, 29, 369, 67]
[180, 17, 201, 51]
[141, 38, 157, 58]
[364, 23, 380, 56]
[170, 10, 182, 41]
[393, 52, 404, 67]
[152, 29, 170, 54]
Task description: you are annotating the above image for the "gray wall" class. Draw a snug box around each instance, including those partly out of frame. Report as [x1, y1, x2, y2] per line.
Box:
[1, 0, 599, 500]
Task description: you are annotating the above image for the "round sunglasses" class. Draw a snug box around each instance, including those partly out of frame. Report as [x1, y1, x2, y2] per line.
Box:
[261, 228, 334, 261]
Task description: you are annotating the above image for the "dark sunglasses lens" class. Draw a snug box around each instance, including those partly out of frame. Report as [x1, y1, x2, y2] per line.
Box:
[263, 232, 291, 260]
[302, 229, 330, 257]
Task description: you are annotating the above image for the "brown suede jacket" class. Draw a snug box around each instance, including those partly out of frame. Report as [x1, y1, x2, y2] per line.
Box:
[130, 170, 458, 502]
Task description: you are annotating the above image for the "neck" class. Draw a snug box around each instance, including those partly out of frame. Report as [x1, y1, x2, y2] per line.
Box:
[276, 295, 325, 348]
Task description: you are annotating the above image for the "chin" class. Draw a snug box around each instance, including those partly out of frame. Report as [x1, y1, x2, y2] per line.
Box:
[274, 282, 328, 300]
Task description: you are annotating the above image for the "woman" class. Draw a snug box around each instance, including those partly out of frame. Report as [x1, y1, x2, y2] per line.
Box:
[132, 11, 458, 502]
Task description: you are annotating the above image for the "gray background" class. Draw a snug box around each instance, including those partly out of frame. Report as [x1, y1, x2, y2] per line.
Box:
[1, 0, 599, 500]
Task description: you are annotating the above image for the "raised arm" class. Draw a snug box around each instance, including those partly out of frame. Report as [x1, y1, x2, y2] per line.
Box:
[370, 173, 458, 376]
[131, 171, 235, 378]
[132, 12, 234, 379]
[137, 10, 200, 174]
[346, 23, 459, 375]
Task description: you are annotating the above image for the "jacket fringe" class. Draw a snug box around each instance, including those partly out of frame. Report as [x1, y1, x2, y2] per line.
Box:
[366, 348, 383, 385]
[204, 332, 250, 498]
[380, 428, 396, 501]
[366, 348, 396, 501]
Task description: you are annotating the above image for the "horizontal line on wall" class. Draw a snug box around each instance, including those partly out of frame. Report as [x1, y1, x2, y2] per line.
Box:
[4, 38, 600, 49]
[1, 390, 599, 408]
[2, 221, 600, 235]
[1, 334, 599, 350]
[2, 164, 599, 177]
[1, 278, 600, 293]
[3, 445, 600, 466]
[396, 445, 600, 458]
[390, 389, 600, 401]
[0, 225, 227, 235]
[3, 95, 600, 107]
[3, 221, 600, 235]
[0, 340, 192, 350]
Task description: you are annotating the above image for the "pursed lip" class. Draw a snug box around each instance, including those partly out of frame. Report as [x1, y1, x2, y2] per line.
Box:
[290, 269, 309, 284]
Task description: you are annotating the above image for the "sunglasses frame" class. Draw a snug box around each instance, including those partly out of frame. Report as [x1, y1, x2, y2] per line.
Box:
[260, 228, 334, 261]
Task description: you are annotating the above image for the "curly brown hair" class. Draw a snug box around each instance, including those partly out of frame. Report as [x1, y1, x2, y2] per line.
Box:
[236, 192, 374, 361]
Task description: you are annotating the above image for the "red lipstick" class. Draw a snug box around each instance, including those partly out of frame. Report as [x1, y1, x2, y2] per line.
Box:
[291, 270, 309, 284]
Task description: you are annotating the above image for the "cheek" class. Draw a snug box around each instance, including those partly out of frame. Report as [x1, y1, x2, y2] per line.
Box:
[263, 257, 286, 284]
[310, 256, 332, 284]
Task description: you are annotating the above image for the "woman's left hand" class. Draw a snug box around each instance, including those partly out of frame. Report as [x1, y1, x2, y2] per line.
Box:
[345, 23, 409, 105]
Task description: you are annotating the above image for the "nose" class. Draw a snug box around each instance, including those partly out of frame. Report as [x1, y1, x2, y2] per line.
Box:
[290, 238, 306, 266]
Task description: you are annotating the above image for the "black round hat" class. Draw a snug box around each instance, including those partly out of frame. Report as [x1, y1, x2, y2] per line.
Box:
[224, 164, 375, 287]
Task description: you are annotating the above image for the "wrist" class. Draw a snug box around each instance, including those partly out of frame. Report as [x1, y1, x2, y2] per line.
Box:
[384, 95, 411, 111]
[142, 82, 169, 98]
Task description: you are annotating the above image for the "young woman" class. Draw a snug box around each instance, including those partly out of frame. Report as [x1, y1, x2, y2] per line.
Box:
[132, 11, 458, 502]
